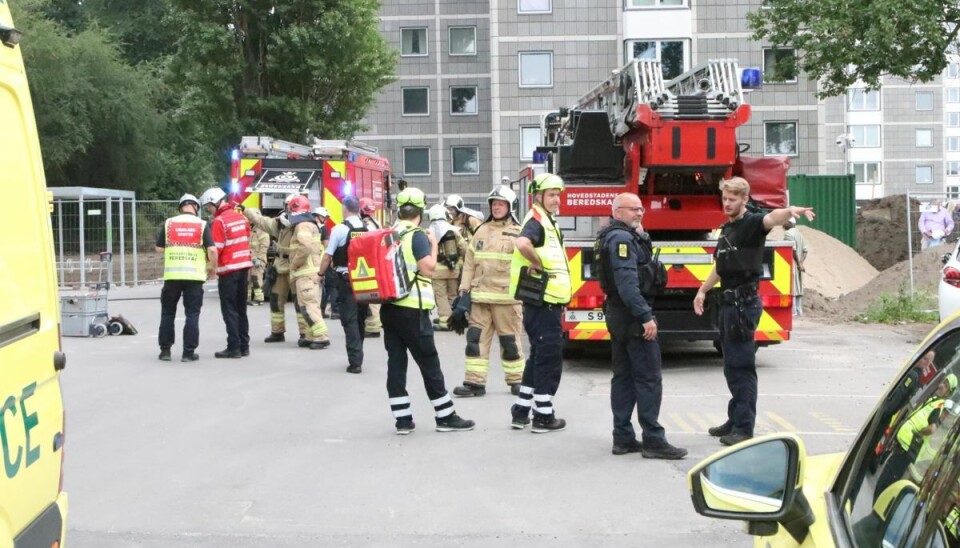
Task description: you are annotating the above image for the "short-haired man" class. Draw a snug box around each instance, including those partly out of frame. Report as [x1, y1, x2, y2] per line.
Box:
[693, 177, 815, 446]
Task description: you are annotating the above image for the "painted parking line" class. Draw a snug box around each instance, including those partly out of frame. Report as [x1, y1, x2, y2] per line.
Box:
[657, 411, 855, 436]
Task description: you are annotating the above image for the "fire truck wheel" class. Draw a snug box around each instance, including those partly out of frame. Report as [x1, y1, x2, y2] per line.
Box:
[712, 340, 723, 356]
[561, 342, 584, 359]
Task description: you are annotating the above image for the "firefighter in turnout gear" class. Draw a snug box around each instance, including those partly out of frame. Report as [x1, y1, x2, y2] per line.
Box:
[244, 194, 307, 344]
[359, 197, 383, 338]
[247, 224, 269, 305]
[445, 194, 483, 242]
[508, 173, 572, 433]
[383, 187, 476, 435]
[596, 193, 687, 459]
[287, 196, 330, 349]
[427, 204, 466, 331]
[452, 186, 524, 397]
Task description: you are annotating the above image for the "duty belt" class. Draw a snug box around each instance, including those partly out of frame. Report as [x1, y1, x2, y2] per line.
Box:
[722, 282, 759, 304]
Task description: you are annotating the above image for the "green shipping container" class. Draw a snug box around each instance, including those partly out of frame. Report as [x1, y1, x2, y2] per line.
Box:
[786, 174, 856, 248]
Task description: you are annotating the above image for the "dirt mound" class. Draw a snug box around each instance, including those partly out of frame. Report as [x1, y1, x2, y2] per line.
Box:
[857, 195, 922, 270]
[769, 225, 877, 299]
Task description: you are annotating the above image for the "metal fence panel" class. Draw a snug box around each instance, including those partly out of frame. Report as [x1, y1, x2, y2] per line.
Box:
[787, 174, 857, 248]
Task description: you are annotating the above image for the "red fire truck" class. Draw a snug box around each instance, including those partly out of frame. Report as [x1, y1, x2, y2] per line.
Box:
[228, 136, 392, 226]
[522, 58, 795, 353]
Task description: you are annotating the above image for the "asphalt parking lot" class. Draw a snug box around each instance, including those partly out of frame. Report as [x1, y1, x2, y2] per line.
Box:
[61, 285, 933, 547]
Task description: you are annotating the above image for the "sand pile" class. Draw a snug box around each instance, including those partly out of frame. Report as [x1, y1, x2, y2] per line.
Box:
[769, 225, 877, 299]
[857, 195, 922, 270]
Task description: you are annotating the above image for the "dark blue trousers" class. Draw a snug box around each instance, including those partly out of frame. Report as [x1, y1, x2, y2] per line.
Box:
[606, 304, 666, 445]
[159, 279, 204, 353]
[516, 303, 564, 418]
[719, 296, 762, 435]
[218, 269, 250, 352]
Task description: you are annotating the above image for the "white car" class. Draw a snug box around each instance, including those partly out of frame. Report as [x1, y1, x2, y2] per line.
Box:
[939, 240, 960, 321]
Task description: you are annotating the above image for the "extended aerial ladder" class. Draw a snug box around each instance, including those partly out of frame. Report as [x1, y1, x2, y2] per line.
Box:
[238, 135, 381, 160]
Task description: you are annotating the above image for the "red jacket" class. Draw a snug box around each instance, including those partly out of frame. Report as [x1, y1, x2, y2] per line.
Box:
[211, 205, 253, 275]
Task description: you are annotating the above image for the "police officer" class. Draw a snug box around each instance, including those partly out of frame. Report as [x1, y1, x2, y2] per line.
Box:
[359, 197, 383, 338]
[426, 204, 466, 331]
[318, 196, 369, 374]
[445, 194, 483, 241]
[247, 224, 269, 305]
[382, 187, 475, 434]
[596, 193, 687, 459]
[453, 186, 524, 397]
[316, 206, 339, 320]
[693, 177, 815, 445]
[288, 196, 330, 349]
[156, 194, 215, 362]
[508, 173, 571, 433]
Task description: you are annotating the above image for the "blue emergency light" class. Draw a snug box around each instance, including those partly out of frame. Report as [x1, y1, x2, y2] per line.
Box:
[231, 149, 240, 161]
[741, 68, 762, 90]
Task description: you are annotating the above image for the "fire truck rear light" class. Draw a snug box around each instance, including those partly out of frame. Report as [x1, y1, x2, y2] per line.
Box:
[944, 266, 960, 287]
[760, 295, 792, 308]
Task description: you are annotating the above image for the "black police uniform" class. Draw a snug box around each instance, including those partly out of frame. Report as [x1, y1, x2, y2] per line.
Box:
[331, 217, 370, 372]
[597, 220, 668, 447]
[714, 211, 769, 437]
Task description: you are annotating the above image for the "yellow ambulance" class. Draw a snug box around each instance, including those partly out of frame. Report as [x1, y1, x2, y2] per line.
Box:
[0, 1, 69, 546]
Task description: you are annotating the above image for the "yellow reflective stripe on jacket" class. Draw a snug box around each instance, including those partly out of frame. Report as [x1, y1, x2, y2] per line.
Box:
[897, 397, 943, 451]
[474, 251, 512, 261]
[471, 290, 516, 302]
[392, 220, 436, 310]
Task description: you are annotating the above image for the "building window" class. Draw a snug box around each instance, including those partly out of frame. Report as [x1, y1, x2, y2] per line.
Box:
[449, 26, 476, 56]
[451, 146, 480, 175]
[916, 91, 935, 111]
[762, 48, 797, 83]
[949, 136, 960, 152]
[850, 162, 880, 185]
[450, 86, 478, 115]
[518, 0, 551, 13]
[949, 185, 960, 199]
[847, 89, 880, 111]
[401, 87, 429, 116]
[625, 0, 684, 7]
[949, 87, 960, 103]
[519, 51, 553, 87]
[950, 63, 960, 78]
[403, 147, 431, 176]
[401, 28, 428, 57]
[764, 121, 798, 156]
[917, 165, 934, 184]
[948, 162, 960, 177]
[950, 112, 960, 127]
[521, 126, 541, 160]
[849, 125, 881, 148]
[916, 128, 934, 147]
[625, 40, 688, 80]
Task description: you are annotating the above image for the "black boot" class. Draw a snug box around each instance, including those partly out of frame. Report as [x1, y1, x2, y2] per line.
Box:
[264, 332, 285, 343]
[452, 383, 486, 397]
[158, 348, 171, 361]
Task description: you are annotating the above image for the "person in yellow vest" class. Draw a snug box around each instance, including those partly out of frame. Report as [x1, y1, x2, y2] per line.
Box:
[382, 187, 475, 435]
[452, 185, 525, 397]
[287, 196, 330, 349]
[445, 194, 483, 242]
[247, 224, 270, 305]
[156, 194, 216, 362]
[508, 173, 572, 433]
[359, 197, 383, 338]
[427, 203, 467, 331]
[243, 195, 307, 344]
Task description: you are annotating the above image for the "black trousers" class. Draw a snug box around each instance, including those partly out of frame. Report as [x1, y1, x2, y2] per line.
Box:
[218, 269, 250, 352]
[335, 273, 367, 367]
[606, 304, 666, 445]
[719, 295, 762, 435]
[381, 304, 448, 402]
[158, 279, 204, 353]
[322, 271, 339, 314]
[518, 304, 564, 417]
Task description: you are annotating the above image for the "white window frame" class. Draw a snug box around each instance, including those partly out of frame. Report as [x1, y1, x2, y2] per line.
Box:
[451, 146, 480, 175]
[518, 51, 554, 88]
[916, 91, 935, 111]
[949, 185, 960, 199]
[520, 125, 541, 161]
[948, 161, 960, 177]
[949, 87, 960, 103]
[916, 128, 934, 148]
[849, 162, 881, 185]
[450, 86, 479, 116]
[762, 48, 797, 84]
[763, 121, 799, 157]
[518, 0, 551, 14]
[448, 26, 477, 57]
[624, 0, 686, 8]
[402, 147, 431, 176]
[849, 125, 881, 148]
[400, 27, 428, 57]
[401, 87, 430, 117]
[949, 136, 960, 152]
[847, 88, 880, 111]
[917, 165, 934, 184]
[950, 63, 960, 79]
[623, 39, 690, 79]
[949, 112, 960, 128]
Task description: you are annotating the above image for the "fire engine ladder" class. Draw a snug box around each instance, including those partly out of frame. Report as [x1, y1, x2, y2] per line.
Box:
[238, 136, 314, 159]
[311, 139, 380, 159]
[573, 58, 745, 138]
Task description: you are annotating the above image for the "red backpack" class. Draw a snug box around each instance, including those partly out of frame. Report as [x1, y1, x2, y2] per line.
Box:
[347, 227, 417, 304]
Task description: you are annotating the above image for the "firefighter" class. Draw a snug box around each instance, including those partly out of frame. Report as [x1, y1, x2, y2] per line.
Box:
[508, 173, 572, 433]
[287, 196, 330, 349]
[693, 177, 815, 446]
[200, 187, 253, 359]
[427, 204, 466, 331]
[359, 197, 383, 338]
[318, 196, 369, 374]
[247, 224, 269, 305]
[452, 186, 524, 397]
[595, 193, 687, 459]
[445, 194, 482, 242]
[382, 187, 475, 434]
[243, 195, 307, 344]
[156, 193, 215, 362]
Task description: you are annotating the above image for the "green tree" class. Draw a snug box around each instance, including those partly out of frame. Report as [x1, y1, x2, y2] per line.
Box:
[748, 0, 960, 97]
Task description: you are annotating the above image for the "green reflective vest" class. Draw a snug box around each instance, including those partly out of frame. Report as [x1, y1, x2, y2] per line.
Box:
[896, 397, 944, 452]
[392, 220, 436, 310]
[163, 214, 207, 281]
[509, 204, 571, 305]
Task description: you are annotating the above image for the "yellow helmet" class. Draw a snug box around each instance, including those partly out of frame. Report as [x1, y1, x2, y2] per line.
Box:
[530, 173, 564, 194]
[397, 187, 427, 209]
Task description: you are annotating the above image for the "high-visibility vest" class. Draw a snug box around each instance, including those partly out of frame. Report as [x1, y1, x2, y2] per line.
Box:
[509, 203, 571, 305]
[896, 397, 944, 452]
[212, 206, 253, 274]
[163, 214, 207, 281]
[391, 220, 435, 310]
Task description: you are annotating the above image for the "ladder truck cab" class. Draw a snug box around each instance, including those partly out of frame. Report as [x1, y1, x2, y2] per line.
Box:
[229, 136, 393, 226]
[526, 58, 794, 352]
